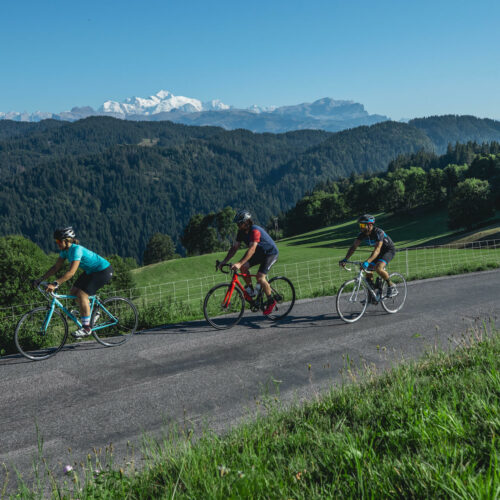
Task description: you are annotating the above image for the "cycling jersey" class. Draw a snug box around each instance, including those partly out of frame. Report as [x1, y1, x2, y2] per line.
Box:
[236, 225, 278, 256]
[59, 244, 110, 274]
[356, 226, 395, 254]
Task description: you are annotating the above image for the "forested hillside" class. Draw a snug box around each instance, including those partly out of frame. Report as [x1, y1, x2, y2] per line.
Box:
[1, 115, 500, 261]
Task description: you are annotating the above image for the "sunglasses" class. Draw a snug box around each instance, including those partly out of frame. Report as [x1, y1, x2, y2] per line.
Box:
[359, 223, 368, 229]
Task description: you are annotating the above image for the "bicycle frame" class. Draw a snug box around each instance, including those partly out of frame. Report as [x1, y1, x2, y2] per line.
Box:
[38, 284, 118, 334]
[222, 270, 260, 307]
[343, 262, 381, 302]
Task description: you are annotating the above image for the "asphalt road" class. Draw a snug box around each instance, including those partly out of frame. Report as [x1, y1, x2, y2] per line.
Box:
[1, 270, 499, 491]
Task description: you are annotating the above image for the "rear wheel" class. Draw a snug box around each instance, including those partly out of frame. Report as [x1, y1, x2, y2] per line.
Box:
[15, 307, 68, 360]
[381, 273, 407, 314]
[265, 276, 295, 321]
[336, 279, 369, 323]
[203, 283, 245, 330]
[92, 297, 138, 346]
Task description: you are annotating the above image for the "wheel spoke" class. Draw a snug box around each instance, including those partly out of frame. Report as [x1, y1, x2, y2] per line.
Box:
[92, 297, 138, 346]
[337, 279, 368, 323]
[204, 283, 245, 329]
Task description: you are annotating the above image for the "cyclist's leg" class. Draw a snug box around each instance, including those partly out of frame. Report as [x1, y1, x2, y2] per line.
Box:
[257, 253, 278, 297]
[240, 262, 252, 287]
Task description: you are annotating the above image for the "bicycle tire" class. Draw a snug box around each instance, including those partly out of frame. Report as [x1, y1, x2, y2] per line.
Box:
[266, 276, 296, 321]
[91, 297, 138, 346]
[380, 273, 407, 314]
[336, 279, 369, 323]
[203, 283, 245, 330]
[15, 307, 68, 361]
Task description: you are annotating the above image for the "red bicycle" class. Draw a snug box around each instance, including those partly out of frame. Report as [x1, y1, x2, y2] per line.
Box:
[203, 261, 296, 330]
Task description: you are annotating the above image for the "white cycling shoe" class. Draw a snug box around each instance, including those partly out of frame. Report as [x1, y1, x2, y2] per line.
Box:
[72, 326, 92, 338]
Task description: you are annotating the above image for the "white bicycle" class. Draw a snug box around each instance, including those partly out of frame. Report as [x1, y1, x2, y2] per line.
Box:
[336, 261, 407, 323]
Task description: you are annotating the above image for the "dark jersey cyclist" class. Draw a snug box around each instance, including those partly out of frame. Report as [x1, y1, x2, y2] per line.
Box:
[340, 214, 397, 297]
[218, 210, 279, 315]
[33, 227, 113, 338]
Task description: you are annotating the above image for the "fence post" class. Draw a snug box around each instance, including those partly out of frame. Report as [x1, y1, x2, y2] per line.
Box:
[406, 248, 409, 277]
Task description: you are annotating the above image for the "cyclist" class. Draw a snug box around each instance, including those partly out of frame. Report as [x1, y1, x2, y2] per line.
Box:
[339, 214, 397, 298]
[218, 210, 279, 315]
[32, 227, 113, 337]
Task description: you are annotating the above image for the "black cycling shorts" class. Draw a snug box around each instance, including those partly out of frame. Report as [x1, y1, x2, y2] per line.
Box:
[368, 250, 395, 268]
[73, 265, 113, 295]
[247, 249, 278, 275]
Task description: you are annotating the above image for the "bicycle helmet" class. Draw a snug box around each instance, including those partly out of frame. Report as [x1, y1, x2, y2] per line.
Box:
[234, 210, 252, 225]
[53, 226, 76, 240]
[357, 214, 375, 224]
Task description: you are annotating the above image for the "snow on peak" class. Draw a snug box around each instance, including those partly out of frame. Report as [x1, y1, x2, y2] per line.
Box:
[98, 90, 229, 116]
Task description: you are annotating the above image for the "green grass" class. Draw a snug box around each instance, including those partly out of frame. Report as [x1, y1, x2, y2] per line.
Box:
[13, 327, 500, 498]
[131, 208, 499, 290]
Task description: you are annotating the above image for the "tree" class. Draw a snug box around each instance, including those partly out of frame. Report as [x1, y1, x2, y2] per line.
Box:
[448, 178, 494, 230]
[0, 235, 53, 307]
[143, 233, 176, 265]
[105, 254, 137, 292]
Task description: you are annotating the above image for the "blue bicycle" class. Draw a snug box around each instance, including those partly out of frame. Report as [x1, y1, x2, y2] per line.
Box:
[14, 282, 138, 361]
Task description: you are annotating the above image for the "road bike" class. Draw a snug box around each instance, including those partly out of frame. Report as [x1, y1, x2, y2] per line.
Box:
[14, 281, 138, 361]
[336, 261, 407, 323]
[203, 261, 295, 330]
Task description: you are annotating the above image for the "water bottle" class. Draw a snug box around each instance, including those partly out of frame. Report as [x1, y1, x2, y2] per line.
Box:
[245, 285, 255, 297]
[255, 283, 262, 296]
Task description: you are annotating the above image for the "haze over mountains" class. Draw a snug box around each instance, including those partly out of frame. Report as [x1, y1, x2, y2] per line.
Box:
[0, 90, 389, 133]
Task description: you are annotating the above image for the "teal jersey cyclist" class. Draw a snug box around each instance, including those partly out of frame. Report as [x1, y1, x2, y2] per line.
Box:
[339, 214, 398, 298]
[33, 227, 113, 338]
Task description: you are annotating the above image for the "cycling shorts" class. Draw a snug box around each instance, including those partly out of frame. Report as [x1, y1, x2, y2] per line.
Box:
[368, 250, 395, 269]
[73, 265, 113, 295]
[247, 248, 278, 275]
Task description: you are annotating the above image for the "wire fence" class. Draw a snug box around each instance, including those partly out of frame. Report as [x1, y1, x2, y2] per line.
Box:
[2, 239, 500, 321]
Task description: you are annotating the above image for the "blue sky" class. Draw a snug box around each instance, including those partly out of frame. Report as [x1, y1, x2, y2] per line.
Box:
[1, 0, 499, 120]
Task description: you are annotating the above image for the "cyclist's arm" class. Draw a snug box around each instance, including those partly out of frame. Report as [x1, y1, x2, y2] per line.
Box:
[221, 241, 241, 265]
[46, 260, 81, 291]
[367, 241, 383, 263]
[237, 241, 258, 266]
[344, 239, 361, 260]
[40, 257, 65, 280]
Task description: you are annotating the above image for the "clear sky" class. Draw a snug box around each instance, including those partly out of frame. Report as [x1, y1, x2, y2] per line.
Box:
[1, 0, 499, 120]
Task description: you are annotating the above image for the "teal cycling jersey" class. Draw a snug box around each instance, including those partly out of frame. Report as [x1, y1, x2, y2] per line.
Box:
[59, 244, 110, 274]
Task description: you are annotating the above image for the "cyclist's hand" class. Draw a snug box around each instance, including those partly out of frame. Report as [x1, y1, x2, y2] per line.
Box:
[362, 261, 370, 270]
[231, 262, 242, 271]
[31, 278, 42, 289]
[45, 281, 59, 293]
[339, 259, 347, 268]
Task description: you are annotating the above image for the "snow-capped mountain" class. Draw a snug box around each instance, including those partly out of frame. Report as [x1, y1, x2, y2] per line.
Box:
[100, 90, 230, 115]
[0, 90, 389, 133]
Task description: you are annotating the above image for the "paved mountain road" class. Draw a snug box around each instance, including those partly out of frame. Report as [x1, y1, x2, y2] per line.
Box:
[0, 270, 498, 489]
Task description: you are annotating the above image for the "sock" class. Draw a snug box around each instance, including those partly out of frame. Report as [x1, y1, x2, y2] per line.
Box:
[81, 316, 91, 329]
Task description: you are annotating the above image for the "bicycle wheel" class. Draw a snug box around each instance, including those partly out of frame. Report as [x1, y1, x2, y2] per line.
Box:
[266, 276, 296, 321]
[15, 307, 68, 360]
[91, 297, 138, 346]
[203, 283, 245, 330]
[381, 272, 407, 314]
[336, 279, 369, 323]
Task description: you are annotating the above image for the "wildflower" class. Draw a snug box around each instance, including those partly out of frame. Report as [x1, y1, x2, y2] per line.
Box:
[217, 465, 230, 477]
[237, 471, 245, 478]
[63, 465, 73, 475]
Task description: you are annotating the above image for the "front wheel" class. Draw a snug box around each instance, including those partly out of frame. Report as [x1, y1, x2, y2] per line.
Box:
[266, 276, 296, 321]
[15, 307, 68, 360]
[203, 283, 245, 330]
[336, 279, 369, 323]
[92, 297, 138, 346]
[381, 273, 407, 314]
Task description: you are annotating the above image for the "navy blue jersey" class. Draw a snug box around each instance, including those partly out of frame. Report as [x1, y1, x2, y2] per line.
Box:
[356, 226, 395, 253]
[236, 225, 278, 256]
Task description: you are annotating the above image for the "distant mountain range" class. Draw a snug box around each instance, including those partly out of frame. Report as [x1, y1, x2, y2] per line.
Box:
[0, 90, 389, 133]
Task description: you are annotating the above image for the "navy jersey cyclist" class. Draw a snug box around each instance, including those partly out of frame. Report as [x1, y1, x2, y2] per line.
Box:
[33, 227, 114, 337]
[340, 215, 398, 298]
[218, 210, 279, 315]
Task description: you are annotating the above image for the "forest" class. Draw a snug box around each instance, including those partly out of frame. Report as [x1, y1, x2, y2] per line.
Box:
[1, 115, 500, 261]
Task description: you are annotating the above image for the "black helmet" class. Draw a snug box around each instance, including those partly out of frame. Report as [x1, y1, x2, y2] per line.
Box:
[53, 226, 76, 240]
[357, 214, 375, 224]
[234, 210, 252, 225]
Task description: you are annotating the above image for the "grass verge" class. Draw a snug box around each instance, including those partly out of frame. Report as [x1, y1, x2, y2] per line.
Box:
[11, 325, 500, 498]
